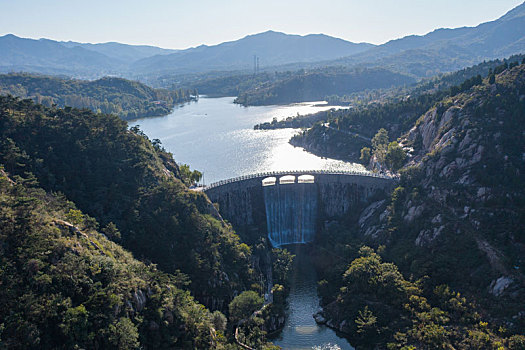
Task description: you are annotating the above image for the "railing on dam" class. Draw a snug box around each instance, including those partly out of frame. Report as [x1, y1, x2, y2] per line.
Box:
[204, 169, 395, 191]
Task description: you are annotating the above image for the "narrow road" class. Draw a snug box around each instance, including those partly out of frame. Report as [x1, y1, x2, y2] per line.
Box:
[323, 123, 371, 142]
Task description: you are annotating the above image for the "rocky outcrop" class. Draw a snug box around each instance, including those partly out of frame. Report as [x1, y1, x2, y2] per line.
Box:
[490, 276, 514, 297]
[313, 309, 353, 335]
[356, 66, 525, 314]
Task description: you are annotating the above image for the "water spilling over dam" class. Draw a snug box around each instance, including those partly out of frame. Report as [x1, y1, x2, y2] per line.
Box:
[263, 175, 317, 247]
[204, 170, 395, 247]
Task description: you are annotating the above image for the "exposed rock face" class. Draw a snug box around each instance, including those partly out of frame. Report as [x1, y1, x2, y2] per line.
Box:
[490, 276, 514, 297]
[404, 204, 424, 223]
[356, 66, 525, 315]
[415, 225, 445, 247]
[133, 289, 147, 312]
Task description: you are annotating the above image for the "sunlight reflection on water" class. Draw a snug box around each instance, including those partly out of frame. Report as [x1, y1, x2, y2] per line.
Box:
[133, 97, 363, 184]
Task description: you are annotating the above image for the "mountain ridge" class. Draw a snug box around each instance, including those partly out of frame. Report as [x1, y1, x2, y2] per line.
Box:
[130, 30, 375, 74]
[0, 2, 523, 80]
[322, 1, 525, 76]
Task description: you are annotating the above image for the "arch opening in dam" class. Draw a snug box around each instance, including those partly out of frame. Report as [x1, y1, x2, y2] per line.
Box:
[204, 170, 395, 247]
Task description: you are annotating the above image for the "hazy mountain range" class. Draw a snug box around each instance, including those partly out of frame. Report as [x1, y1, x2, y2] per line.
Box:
[323, 1, 525, 77]
[0, 1, 524, 79]
[130, 31, 374, 74]
[59, 41, 178, 63]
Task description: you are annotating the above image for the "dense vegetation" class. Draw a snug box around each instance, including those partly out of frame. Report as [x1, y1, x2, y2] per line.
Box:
[176, 72, 277, 98]
[287, 56, 525, 162]
[309, 62, 525, 349]
[319, 246, 524, 349]
[0, 169, 225, 349]
[0, 73, 197, 120]
[0, 95, 296, 348]
[234, 68, 415, 106]
[154, 66, 414, 108]
[0, 95, 257, 311]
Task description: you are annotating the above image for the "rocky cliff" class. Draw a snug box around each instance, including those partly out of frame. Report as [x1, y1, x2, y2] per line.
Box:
[357, 64, 525, 325]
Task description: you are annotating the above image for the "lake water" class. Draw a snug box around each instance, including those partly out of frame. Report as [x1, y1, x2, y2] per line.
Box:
[133, 97, 364, 184]
[133, 97, 356, 349]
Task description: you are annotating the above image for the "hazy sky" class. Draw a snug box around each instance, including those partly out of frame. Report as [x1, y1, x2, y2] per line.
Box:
[1, 0, 523, 49]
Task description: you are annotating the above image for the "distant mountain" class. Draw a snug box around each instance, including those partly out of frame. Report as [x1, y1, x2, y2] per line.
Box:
[0, 35, 177, 78]
[0, 1, 523, 80]
[0, 31, 373, 78]
[130, 31, 375, 74]
[60, 41, 177, 64]
[0, 34, 120, 78]
[327, 1, 525, 77]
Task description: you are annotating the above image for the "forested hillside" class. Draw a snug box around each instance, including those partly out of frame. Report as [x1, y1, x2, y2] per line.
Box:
[286, 56, 525, 161]
[0, 95, 290, 349]
[234, 68, 415, 106]
[0, 73, 197, 120]
[0, 170, 222, 349]
[308, 60, 525, 349]
[0, 95, 259, 310]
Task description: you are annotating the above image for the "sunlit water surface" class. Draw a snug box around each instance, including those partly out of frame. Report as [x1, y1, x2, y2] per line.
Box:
[270, 248, 354, 350]
[132, 97, 364, 184]
[132, 97, 356, 349]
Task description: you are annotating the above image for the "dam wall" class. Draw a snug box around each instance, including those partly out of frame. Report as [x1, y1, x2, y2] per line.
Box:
[204, 171, 394, 246]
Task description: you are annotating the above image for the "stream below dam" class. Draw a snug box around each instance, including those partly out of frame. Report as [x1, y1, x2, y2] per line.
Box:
[133, 97, 356, 349]
[270, 246, 354, 350]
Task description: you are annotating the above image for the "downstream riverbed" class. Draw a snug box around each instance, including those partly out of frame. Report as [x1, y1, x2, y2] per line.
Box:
[133, 97, 356, 349]
[271, 247, 354, 350]
[133, 97, 364, 184]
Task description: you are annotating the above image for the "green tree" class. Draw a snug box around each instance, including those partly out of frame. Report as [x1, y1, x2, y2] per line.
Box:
[355, 306, 378, 336]
[229, 291, 263, 323]
[372, 128, 389, 151]
[508, 335, 525, 350]
[372, 128, 389, 163]
[108, 317, 139, 350]
[179, 164, 202, 185]
[191, 169, 202, 183]
[272, 248, 294, 286]
[360, 147, 372, 165]
[66, 209, 84, 226]
[102, 222, 121, 241]
[210, 311, 227, 332]
[271, 284, 286, 306]
[60, 305, 89, 343]
[385, 141, 407, 172]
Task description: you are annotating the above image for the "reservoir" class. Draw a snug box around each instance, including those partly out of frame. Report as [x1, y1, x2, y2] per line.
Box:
[133, 97, 364, 184]
[133, 97, 356, 349]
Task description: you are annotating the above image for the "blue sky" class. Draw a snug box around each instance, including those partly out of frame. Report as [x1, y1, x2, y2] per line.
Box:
[0, 0, 523, 49]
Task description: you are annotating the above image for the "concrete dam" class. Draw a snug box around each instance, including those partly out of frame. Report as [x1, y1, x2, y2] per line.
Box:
[204, 170, 394, 247]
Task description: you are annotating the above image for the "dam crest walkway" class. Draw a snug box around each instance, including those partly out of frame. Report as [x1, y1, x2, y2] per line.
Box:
[204, 169, 394, 190]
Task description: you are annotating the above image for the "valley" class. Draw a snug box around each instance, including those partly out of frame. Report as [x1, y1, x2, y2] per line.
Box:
[1, 2, 525, 349]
